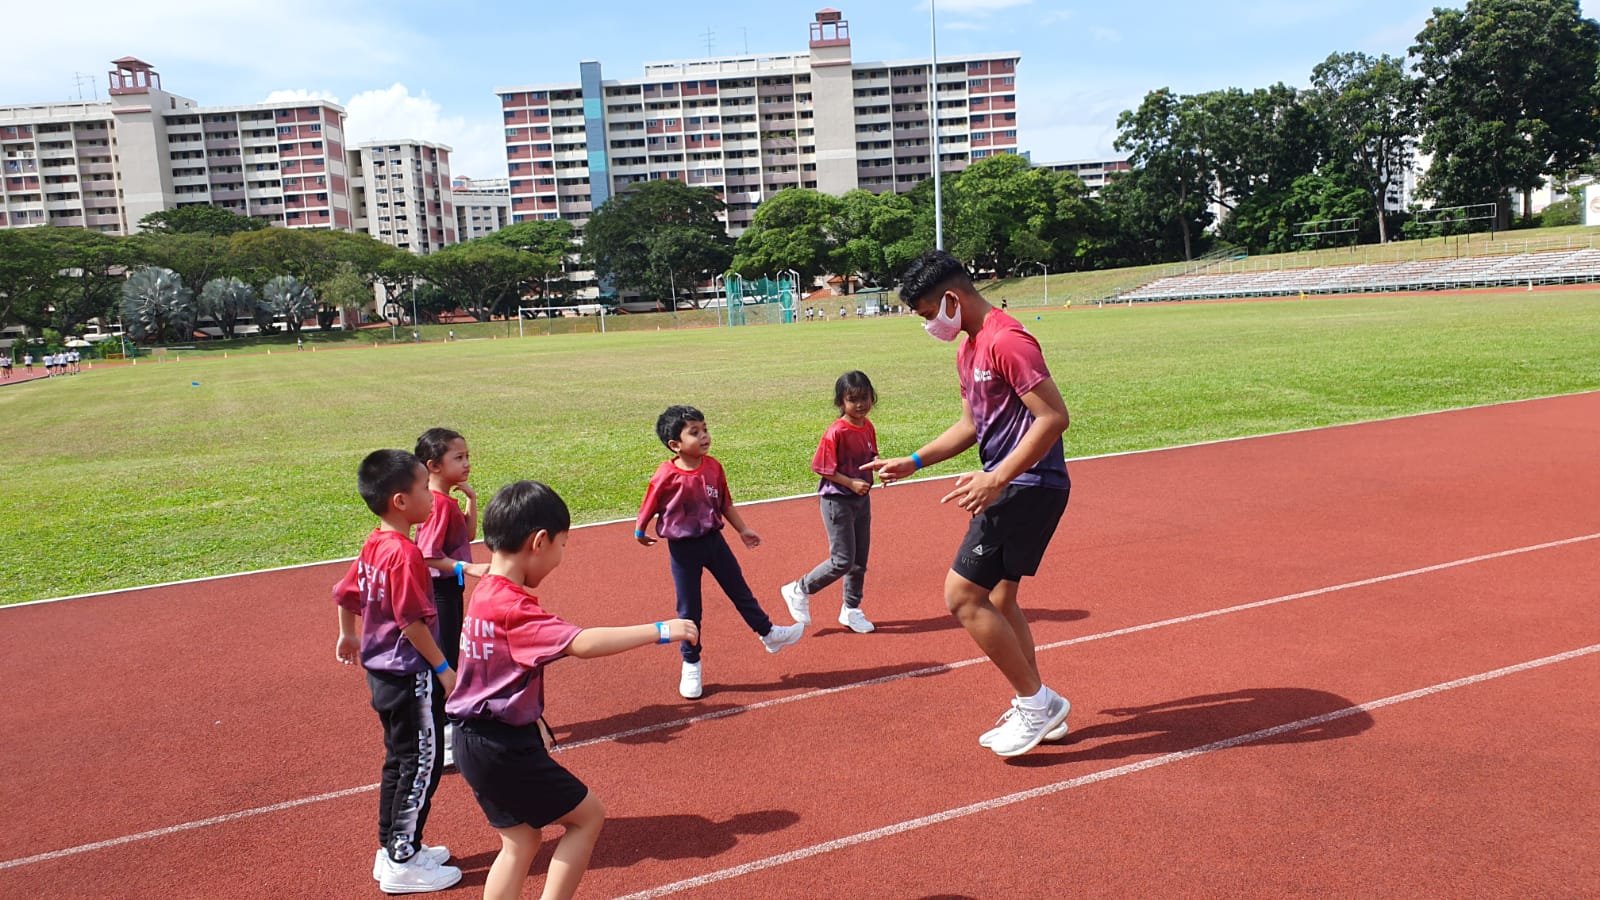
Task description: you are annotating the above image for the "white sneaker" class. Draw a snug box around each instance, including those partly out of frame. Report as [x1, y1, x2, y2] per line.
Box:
[978, 705, 1070, 748]
[988, 693, 1072, 758]
[780, 580, 811, 625]
[373, 846, 451, 881]
[378, 852, 462, 894]
[441, 723, 455, 769]
[838, 604, 875, 634]
[760, 622, 805, 654]
[679, 660, 703, 699]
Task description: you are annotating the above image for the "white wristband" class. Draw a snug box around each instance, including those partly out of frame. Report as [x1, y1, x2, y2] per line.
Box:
[655, 621, 671, 644]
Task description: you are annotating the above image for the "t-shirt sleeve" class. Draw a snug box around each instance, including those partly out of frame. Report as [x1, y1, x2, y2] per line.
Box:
[636, 470, 667, 534]
[505, 600, 583, 669]
[413, 496, 453, 560]
[388, 544, 436, 629]
[331, 559, 363, 613]
[811, 427, 838, 476]
[991, 327, 1052, 397]
[715, 462, 735, 512]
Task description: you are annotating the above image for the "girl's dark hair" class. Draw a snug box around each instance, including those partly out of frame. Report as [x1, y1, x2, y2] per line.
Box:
[357, 449, 424, 516]
[655, 405, 704, 447]
[482, 480, 571, 552]
[834, 370, 877, 409]
[414, 427, 463, 465]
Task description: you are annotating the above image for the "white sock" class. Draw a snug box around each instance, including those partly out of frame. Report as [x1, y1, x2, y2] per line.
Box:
[1018, 685, 1053, 709]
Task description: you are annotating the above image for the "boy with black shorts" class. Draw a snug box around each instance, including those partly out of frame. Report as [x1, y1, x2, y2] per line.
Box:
[333, 449, 462, 893]
[868, 250, 1073, 758]
[448, 480, 697, 900]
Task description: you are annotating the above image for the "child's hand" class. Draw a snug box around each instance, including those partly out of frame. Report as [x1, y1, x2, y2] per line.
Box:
[335, 634, 360, 665]
[453, 482, 476, 503]
[739, 528, 761, 549]
[636, 532, 657, 546]
[664, 618, 699, 644]
[437, 667, 457, 698]
[849, 478, 871, 496]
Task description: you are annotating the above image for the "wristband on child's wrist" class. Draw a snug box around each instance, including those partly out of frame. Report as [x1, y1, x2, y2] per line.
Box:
[453, 560, 465, 585]
[635, 528, 647, 539]
[911, 451, 925, 470]
[654, 621, 671, 644]
[432, 659, 450, 675]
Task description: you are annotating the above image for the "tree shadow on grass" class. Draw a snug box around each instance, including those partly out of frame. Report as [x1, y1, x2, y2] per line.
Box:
[1005, 687, 1374, 768]
[811, 606, 1090, 638]
[554, 659, 953, 745]
[452, 809, 802, 887]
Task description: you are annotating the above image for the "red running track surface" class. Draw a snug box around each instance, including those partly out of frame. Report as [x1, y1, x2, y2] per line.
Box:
[3, 392, 1598, 898]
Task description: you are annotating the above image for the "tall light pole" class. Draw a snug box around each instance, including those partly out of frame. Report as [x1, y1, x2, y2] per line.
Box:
[410, 279, 419, 341]
[1031, 261, 1048, 307]
[928, 0, 944, 250]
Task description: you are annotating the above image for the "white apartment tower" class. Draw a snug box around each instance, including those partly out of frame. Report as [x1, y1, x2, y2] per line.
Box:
[350, 140, 457, 254]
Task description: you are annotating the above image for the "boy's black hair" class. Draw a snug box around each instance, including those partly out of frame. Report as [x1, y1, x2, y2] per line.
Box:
[414, 427, 463, 465]
[655, 404, 705, 447]
[482, 480, 571, 552]
[357, 449, 425, 516]
[834, 370, 877, 409]
[897, 249, 973, 306]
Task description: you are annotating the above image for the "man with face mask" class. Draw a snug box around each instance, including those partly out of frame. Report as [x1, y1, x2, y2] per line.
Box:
[866, 250, 1072, 758]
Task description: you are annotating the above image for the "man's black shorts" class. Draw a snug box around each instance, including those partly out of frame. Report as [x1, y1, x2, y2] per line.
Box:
[951, 482, 1070, 590]
[453, 718, 588, 830]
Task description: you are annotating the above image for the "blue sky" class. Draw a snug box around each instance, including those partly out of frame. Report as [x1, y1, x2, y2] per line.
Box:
[10, 1, 1598, 180]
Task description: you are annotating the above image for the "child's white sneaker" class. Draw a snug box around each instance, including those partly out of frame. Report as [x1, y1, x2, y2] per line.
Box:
[780, 580, 811, 625]
[679, 660, 703, 699]
[760, 622, 804, 653]
[373, 846, 451, 881]
[377, 851, 462, 894]
[838, 604, 875, 634]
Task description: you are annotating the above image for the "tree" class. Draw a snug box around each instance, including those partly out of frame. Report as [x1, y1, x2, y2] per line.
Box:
[423, 242, 541, 322]
[583, 180, 732, 305]
[260, 275, 317, 335]
[1411, 0, 1600, 222]
[128, 232, 239, 303]
[138, 206, 265, 236]
[1220, 172, 1372, 253]
[829, 189, 924, 286]
[0, 228, 129, 335]
[1114, 88, 1216, 260]
[731, 188, 840, 283]
[318, 263, 371, 330]
[480, 220, 576, 305]
[1308, 52, 1418, 244]
[941, 154, 1098, 276]
[196, 277, 261, 339]
[121, 267, 194, 343]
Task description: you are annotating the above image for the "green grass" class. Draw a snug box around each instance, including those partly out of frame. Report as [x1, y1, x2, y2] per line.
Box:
[6, 289, 1599, 605]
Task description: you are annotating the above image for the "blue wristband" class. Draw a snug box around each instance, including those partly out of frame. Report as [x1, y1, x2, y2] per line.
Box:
[453, 560, 465, 585]
[655, 621, 671, 644]
[432, 659, 450, 675]
[911, 451, 925, 470]
[635, 528, 647, 539]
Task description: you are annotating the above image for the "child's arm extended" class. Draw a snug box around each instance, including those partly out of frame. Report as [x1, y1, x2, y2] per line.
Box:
[424, 557, 490, 578]
[401, 621, 457, 697]
[634, 477, 665, 545]
[567, 619, 698, 658]
[723, 503, 761, 548]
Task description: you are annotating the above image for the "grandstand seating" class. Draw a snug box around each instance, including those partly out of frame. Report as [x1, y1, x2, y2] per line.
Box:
[1117, 249, 1600, 303]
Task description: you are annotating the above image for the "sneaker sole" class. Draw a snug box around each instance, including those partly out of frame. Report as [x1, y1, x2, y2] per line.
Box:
[979, 719, 1068, 749]
[992, 702, 1072, 758]
[379, 871, 463, 895]
[374, 849, 451, 881]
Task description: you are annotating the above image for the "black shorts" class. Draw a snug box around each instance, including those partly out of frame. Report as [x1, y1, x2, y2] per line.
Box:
[951, 482, 1070, 590]
[452, 718, 588, 830]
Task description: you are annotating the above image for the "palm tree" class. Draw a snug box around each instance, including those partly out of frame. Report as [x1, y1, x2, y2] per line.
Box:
[121, 267, 194, 344]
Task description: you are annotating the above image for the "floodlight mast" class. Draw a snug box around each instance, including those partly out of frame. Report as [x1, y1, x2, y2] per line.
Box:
[929, 0, 944, 250]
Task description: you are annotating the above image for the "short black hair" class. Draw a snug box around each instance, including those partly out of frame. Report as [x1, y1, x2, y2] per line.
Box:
[834, 370, 877, 409]
[414, 427, 463, 465]
[898, 250, 973, 307]
[655, 405, 704, 447]
[357, 449, 425, 516]
[482, 480, 571, 552]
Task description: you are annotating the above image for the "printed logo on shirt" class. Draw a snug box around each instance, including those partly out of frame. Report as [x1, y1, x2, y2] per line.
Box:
[973, 368, 995, 383]
[704, 483, 721, 504]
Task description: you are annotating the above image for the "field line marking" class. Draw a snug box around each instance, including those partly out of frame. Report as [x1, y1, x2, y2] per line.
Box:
[2, 531, 1593, 871]
[615, 642, 1600, 899]
[10, 389, 1596, 610]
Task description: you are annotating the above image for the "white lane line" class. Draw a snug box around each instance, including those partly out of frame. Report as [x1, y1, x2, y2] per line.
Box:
[3, 531, 1595, 871]
[616, 642, 1600, 899]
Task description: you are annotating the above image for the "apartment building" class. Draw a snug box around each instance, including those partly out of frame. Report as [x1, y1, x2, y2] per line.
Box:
[0, 58, 351, 234]
[350, 140, 456, 254]
[449, 175, 510, 241]
[1036, 156, 1131, 196]
[494, 8, 1018, 297]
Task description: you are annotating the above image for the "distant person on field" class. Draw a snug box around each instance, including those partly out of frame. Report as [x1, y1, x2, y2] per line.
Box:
[780, 370, 880, 636]
[448, 480, 697, 900]
[414, 427, 491, 768]
[332, 449, 463, 894]
[868, 250, 1072, 758]
[635, 405, 804, 699]
[23, 352, 33, 374]
[1, 353, 11, 379]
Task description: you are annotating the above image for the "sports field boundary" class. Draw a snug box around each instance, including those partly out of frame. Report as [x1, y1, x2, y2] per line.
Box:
[5, 529, 1592, 872]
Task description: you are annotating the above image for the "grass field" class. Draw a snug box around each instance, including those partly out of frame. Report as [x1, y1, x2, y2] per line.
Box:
[5, 288, 1598, 605]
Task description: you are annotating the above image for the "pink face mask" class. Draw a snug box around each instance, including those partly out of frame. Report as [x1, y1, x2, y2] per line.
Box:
[923, 293, 961, 342]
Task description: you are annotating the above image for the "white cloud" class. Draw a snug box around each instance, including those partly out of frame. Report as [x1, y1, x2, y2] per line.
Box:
[264, 89, 342, 105]
[1040, 9, 1074, 27]
[1090, 26, 1122, 44]
[341, 84, 506, 180]
[936, 0, 1035, 12]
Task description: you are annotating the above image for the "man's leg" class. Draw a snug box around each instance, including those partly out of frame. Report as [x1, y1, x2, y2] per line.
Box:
[987, 579, 1037, 676]
[944, 570, 1041, 696]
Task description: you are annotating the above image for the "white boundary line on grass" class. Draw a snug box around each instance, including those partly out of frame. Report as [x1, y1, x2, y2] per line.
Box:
[614, 642, 1600, 900]
[7, 388, 1596, 611]
[3, 530, 1595, 872]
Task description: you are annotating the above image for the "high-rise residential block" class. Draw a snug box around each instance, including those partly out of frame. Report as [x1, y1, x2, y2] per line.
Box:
[350, 140, 456, 254]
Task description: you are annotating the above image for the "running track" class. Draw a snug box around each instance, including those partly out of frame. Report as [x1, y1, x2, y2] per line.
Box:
[4, 393, 1598, 898]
